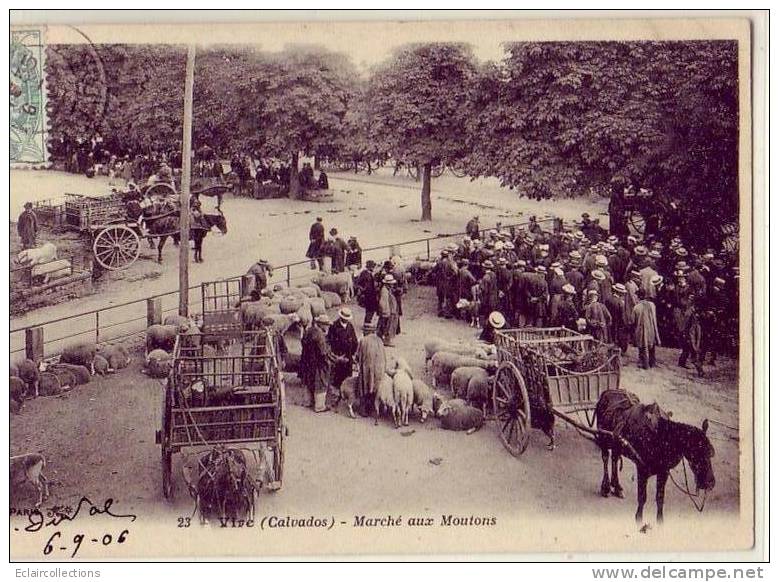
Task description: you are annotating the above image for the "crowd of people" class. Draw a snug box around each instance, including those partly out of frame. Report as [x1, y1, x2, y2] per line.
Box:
[427, 213, 738, 375]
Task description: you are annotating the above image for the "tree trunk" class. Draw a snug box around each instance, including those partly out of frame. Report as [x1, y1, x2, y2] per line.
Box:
[313, 156, 320, 170]
[288, 152, 300, 199]
[420, 163, 432, 221]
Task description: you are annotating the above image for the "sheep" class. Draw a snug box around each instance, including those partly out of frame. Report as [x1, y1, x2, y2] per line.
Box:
[163, 314, 191, 328]
[240, 301, 280, 330]
[279, 295, 303, 314]
[295, 302, 313, 329]
[439, 403, 485, 433]
[38, 372, 61, 396]
[450, 366, 490, 399]
[10, 361, 19, 378]
[145, 349, 173, 379]
[455, 298, 480, 327]
[423, 339, 484, 362]
[145, 323, 188, 354]
[321, 291, 342, 309]
[338, 376, 358, 418]
[61, 342, 98, 372]
[466, 374, 493, 413]
[374, 373, 397, 426]
[99, 344, 131, 370]
[48, 363, 91, 385]
[31, 259, 71, 285]
[411, 379, 440, 423]
[308, 297, 326, 317]
[10, 453, 49, 507]
[10, 376, 26, 409]
[50, 368, 77, 390]
[266, 313, 301, 335]
[282, 330, 302, 372]
[16, 242, 57, 267]
[14, 358, 39, 397]
[93, 354, 110, 375]
[430, 352, 497, 389]
[296, 285, 320, 298]
[391, 360, 414, 427]
[313, 271, 354, 301]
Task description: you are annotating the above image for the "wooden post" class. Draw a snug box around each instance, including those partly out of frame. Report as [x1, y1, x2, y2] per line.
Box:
[179, 45, 196, 317]
[147, 298, 163, 326]
[25, 327, 44, 362]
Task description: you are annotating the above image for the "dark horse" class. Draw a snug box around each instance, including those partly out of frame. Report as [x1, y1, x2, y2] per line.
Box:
[145, 211, 227, 263]
[595, 389, 715, 525]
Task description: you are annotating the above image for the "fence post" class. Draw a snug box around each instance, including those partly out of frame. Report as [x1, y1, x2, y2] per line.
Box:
[426, 239, 430, 260]
[147, 298, 163, 326]
[286, 265, 290, 288]
[95, 311, 100, 344]
[25, 327, 44, 362]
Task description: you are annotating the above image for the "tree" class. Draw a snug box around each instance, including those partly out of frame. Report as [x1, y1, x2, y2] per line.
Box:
[465, 41, 739, 246]
[364, 43, 478, 220]
[248, 46, 358, 198]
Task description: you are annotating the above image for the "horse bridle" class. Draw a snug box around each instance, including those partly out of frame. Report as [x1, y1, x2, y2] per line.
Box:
[669, 458, 708, 512]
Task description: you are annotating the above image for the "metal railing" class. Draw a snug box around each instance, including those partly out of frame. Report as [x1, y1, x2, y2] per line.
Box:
[10, 217, 556, 359]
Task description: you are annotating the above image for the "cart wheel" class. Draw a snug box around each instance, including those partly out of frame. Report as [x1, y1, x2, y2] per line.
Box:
[493, 361, 531, 457]
[449, 165, 468, 178]
[93, 225, 140, 270]
[431, 163, 445, 178]
[629, 210, 646, 235]
[161, 448, 173, 500]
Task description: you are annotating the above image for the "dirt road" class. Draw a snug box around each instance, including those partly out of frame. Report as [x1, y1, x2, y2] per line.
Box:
[10, 286, 744, 558]
[10, 169, 607, 357]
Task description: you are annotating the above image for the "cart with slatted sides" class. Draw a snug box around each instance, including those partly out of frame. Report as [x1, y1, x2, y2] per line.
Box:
[491, 327, 622, 456]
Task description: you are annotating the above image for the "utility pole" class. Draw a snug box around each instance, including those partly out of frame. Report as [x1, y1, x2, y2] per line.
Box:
[179, 45, 196, 317]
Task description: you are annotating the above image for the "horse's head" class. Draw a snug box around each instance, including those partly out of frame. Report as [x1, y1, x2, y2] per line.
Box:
[683, 419, 716, 492]
[209, 211, 228, 235]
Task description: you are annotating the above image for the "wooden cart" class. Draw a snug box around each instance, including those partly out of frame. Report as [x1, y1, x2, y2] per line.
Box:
[200, 278, 245, 336]
[156, 329, 286, 499]
[492, 327, 621, 456]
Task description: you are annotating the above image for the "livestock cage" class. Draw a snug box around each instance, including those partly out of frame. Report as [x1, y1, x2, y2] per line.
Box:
[200, 278, 245, 335]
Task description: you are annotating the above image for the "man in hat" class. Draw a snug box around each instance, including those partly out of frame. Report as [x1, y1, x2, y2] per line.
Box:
[479, 260, 499, 327]
[356, 321, 386, 417]
[246, 258, 274, 294]
[329, 228, 348, 273]
[480, 311, 506, 344]
[525, 265, 549, 327]
[17, 202, 38, 249]
[345, 236, 362, 270]
[495, 257, 513, 317]
[584, 290, 612, 342]
[510, 260, 530, 327]
[698, 277, 727, 366]
[300, 314, 338, 412]
[457, 258, 477, 306]
[355, 260, 379, 325]
[639, 251, 660, 299]
[327, 308, 359, 394]
[377, 274, 399, 346]
[466, 215, 480, 240]
[442, 245, 460, 318]
[677, 295, 705, 377]
[605, 283, 629, 353]
[307, 216, 325, 270]
[632, 288, 661, 369]
[555, 284, 579, 329]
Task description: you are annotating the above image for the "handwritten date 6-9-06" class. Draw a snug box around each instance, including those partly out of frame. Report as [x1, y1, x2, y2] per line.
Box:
[43, 529, 129, 558]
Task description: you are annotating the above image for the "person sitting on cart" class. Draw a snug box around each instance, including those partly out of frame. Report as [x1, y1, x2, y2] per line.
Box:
[480, 310, 506, 344]
[317, 170, 329, 190]
[146, 163, 174, 187]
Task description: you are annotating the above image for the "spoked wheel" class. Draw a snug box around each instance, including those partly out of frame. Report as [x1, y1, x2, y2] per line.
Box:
[430, 164, 445, 178]
[93, 225, 140, 270]
[628, 210, 646, 235]
[492, 361, 531, 457]
[161, 448, 173, 500]
[449, 165, 468, 178]
[160, 385, 174, 500]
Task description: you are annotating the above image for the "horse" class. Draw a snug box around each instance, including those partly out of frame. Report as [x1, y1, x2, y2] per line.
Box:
[594, 389, 715, 525]
[145, 211, 227, 263]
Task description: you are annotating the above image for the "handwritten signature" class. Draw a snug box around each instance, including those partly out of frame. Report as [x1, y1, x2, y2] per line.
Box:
[23, 497, 137, 533]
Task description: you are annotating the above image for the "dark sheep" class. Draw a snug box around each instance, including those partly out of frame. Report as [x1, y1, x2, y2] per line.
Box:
[61, 343, 98, 371]
[145, 324, 181, 354]
[49, 363, 90, 385]
[439, 404, 485, 433]
[15, 359, 40, 397]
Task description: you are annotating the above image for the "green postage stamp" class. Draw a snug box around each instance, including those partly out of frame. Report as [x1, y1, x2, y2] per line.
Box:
[10, 27, 48, 165]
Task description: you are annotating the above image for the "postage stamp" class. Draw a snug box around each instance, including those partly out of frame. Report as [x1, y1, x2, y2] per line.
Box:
[6, 14, 765, 564]
[10, 27, 48, 165]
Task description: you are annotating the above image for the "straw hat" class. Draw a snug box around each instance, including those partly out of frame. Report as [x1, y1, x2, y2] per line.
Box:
[612, 283, 627, 294]
[562, 284, 576, 295]
[595, 254, 608, 266]
[315, 314, 332, 326]
[338, 308, 353, 321]
[488, 311, 506, 329]
[383, 274, 396, 284]
[648, 250, 661, 260]
[591, 269, 605, 281]
[651, 275, 664, 287]
[535, 265, 546, 273]
[482, 260, 495, 270]
[634, 246, 648, 256]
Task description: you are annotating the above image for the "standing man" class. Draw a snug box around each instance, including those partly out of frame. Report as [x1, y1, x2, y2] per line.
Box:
[17, 202, 38, 250]
[632, 288, 661, 369]
[605, 283, 629, 353]
[307, 216, 325, 270]
[327, 308, 359, 396]
[246, 259, 273, 294]
[356, 322, 386, 417]
[377, 274, 399, 347]
[466, 215, 480, 240]
[300, 314, 337, 412]
[330, 228, 347, 274]
[355, 260, 379, 326]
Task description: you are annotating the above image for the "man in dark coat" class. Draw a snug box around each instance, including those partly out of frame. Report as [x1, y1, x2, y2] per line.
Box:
[330, 228, 348, 273]
[317, 170, 329, 190]
[466, 215, 480, 240]
[355, 261, 379, 325]
[479, 260, 499, 326]
[525, 265, 549, 327]
[326, 308, 358, 391]
[17, 202, 38, 249]
[246, 259, 273, 293]
[307, 217, 325, 270]
[345, 236, 362, 270]
[300, 314, 338, 412]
